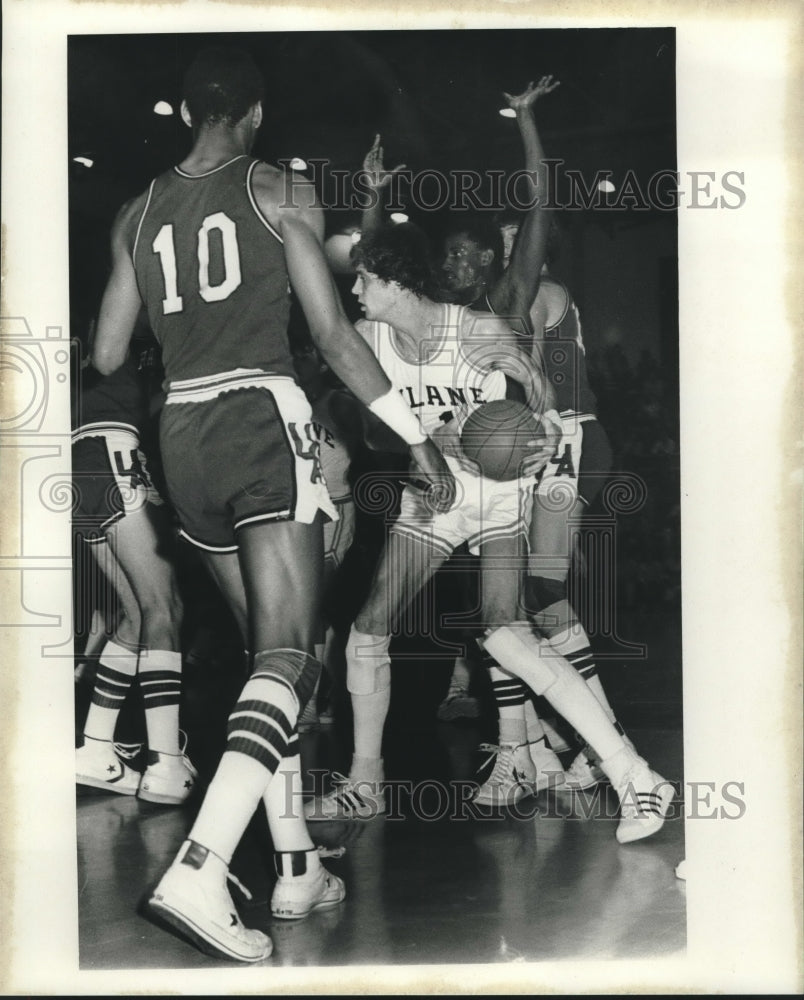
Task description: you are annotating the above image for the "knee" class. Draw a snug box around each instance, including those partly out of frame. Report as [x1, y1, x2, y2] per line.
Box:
[354, 599, 390, 639]
[139, 590, 183, 647]
[114, 610, 141, 649]
[252, 648, 321, 711]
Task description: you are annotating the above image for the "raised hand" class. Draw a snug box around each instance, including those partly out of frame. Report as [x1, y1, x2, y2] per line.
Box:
[503, 75, 560, 114]
[361, 133, 408, 191]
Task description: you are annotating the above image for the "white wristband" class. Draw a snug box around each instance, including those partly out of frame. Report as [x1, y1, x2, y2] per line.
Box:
[368, 389, 427, 446]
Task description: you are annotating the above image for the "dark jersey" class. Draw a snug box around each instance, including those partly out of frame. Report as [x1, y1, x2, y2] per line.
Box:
[471, 276, 598, 417]
[132, 155, 293, 385]
[538, 276, 598, 418]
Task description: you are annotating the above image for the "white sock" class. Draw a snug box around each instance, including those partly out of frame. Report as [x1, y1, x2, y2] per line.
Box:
[346, 628, 391, 764]
[189, 676, 298, 864]
[84, 640, 138, 743]
[139, 649, 182, 755]
[483, 625, 626, 763]
[524, 699, 546, 743]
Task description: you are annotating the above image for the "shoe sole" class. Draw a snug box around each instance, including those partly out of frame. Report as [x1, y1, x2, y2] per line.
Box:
[473, 785, 536, 809]
[555, 776, 602, 793]
[304, 805, 385, 822]
[76, 774, 138, 796]
[616, 780, 676, 844]
[148, 895, 272, 962]
[138, 787, 193, 806]
[271, 884, 346, 920]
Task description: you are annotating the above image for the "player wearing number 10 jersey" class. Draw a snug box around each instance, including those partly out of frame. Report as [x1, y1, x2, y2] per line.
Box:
[133, 155, 294, 384]
[92, 45, 454, 963]
[132, 152, 334, 551]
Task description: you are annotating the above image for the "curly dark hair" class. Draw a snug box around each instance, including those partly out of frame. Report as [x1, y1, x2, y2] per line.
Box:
[182, 46, 264, 128]
[349, 223, 437, 299]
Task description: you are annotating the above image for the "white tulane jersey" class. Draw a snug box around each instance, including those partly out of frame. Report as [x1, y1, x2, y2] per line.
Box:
[361, 303, 507, 438]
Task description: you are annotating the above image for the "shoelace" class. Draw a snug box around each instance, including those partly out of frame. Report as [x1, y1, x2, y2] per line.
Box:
[477, 743, 517, 783]
[317, 845, 346, 859]
[226, 871, 253, 902]
[329, 771, 352, 789]
[112, 741, 142, 761]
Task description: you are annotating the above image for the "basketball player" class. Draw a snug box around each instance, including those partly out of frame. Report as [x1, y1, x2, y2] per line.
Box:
[304, 223, 674, 846]
[442, 81, 631, 797]
[73, 334, 195, 805]
[359, 80, 570, 795]
[91, 46, 454, 963]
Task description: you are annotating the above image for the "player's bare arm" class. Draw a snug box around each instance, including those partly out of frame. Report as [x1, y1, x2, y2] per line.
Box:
[253, 165, 456, 510]
[487, 77, 560, 330]
[358, 134, 407, 236]
[92, 196, 148, 375]
[461, 310, 555, 413]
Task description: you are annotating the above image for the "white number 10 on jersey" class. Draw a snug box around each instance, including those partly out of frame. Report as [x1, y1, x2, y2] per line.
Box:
[152, 211, 242, 315]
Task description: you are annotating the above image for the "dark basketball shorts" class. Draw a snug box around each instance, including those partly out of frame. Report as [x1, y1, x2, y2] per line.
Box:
[71, 423, 163, 544]
[160, 370, 338, 553]
[532, 413, 613, 512]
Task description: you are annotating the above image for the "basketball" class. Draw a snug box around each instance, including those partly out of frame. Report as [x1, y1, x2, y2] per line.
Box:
[460, 399, 549, 481]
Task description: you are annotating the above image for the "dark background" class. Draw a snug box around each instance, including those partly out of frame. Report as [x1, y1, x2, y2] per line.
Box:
[69, 29, 681, 740]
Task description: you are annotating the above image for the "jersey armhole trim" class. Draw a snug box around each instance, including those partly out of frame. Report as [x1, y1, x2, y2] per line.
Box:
[132, 180, 156, 261]
[246, 160, 283, 244]
[545, 283, 571, 332]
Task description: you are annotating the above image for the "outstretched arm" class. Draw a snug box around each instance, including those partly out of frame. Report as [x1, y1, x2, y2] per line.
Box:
[487, 76, 560, 332]
[357, 134, 407, 236]
[92, 198, 146, 375]
[261, 167, 455, 509]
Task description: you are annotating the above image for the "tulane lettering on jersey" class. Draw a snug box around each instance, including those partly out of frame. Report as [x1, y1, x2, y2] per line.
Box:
[132, 155, 293, 385]
[364, 304, 507, 436]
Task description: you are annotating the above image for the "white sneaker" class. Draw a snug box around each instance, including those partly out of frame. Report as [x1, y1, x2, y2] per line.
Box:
[562, 735, 636, 791]
[473, 742, 537, 808]
[610, 755, 675, 844]
[138, 745, 198, 806]
[437, 687, 481, 722]
[149, 840, 272, 962]
[76, 737, 140, 795]
[528, 740, 566, 791]
[304, 773, 385, 822]
[271, 850, 346, 919]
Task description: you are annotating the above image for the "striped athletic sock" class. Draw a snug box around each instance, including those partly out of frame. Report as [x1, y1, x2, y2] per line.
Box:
[139, 649, 182, 756]
[83, 640, 138, 743]
[486, 655, 528, 746]
[523, 698, 546, 743]
[188, 672, 299, 865]
[546, 624, 619, 725]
